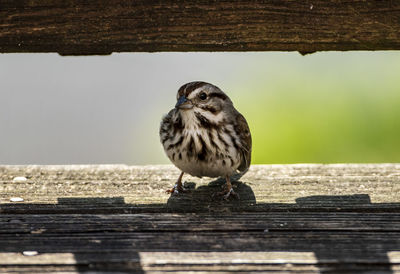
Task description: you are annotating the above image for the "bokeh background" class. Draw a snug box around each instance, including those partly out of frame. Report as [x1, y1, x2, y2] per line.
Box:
[1, 52, 400, 165]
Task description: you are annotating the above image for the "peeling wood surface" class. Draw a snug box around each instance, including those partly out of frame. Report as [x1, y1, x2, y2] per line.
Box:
[1, 1, 400, 54]
[0, 164, 400, 273]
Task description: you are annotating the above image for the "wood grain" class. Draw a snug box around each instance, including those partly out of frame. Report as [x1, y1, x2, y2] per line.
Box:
[1, 164, 399, 213]
[1, 1, 400, 54]
[0, 164, 400, 272]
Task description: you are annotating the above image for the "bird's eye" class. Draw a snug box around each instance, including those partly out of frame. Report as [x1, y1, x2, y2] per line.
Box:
[199, 92, 207, 100]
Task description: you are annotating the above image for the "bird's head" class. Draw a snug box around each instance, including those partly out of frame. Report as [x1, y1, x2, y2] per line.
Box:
[175, 81, 232, 116]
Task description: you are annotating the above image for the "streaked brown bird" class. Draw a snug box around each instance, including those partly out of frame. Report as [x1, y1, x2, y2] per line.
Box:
[160, 81, 252, 199]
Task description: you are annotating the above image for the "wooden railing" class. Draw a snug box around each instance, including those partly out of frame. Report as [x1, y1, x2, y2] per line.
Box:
[1, 1, 400, 55]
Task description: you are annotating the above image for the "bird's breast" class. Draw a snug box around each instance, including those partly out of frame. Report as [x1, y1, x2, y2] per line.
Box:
[167, 126, 241, 177]
[161, 108, 243, 177]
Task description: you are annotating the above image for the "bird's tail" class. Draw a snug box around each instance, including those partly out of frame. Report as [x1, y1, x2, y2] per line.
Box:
[230, 167, 249, 182]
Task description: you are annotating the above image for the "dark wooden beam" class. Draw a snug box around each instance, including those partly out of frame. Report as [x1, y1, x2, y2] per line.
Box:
[1, 0, 400, 55]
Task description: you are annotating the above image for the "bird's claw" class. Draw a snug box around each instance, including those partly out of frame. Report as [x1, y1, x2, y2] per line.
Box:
[166, 183, 189, 195]
[216, 187, 240, 200]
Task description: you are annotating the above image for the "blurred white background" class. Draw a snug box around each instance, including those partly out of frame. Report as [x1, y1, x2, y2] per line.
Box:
[1, 53, 248, 164]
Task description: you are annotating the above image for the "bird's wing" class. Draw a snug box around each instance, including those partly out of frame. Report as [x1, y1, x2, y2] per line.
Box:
[235, 112, 252, 174]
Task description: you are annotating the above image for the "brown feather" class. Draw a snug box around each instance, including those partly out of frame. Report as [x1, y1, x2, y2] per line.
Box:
[235, 112, 252, 173]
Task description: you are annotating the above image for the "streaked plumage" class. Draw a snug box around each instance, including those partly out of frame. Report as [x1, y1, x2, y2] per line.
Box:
[160, 81, 252, 199]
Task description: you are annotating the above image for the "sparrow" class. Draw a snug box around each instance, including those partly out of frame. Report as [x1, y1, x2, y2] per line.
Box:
[160, 81, 251, 199]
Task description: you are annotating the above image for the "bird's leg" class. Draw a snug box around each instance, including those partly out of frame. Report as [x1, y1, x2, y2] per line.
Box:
[166, 171, 188, 194]
[217, 175, 239, 200]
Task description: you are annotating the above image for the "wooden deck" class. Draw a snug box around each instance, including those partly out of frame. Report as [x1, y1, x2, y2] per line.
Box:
[1, 164, 400, 273]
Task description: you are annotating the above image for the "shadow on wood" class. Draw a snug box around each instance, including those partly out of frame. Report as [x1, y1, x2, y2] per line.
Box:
[166, 178, 257, 212]
[1, 194, 400, 272]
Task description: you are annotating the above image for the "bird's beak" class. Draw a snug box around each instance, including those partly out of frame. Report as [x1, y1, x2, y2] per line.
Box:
[175, 95, 193, 109]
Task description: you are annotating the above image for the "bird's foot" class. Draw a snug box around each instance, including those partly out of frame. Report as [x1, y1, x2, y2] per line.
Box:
[166, 183, 190, 195]
[216, 186, 240, 200]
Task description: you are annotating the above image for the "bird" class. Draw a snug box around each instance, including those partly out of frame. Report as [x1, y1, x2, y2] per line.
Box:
[159, 81, 252, 199]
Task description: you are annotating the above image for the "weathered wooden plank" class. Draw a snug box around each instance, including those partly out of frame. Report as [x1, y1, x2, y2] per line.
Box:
[1, 164, 399, 213]
[2, 230, 400, 252]
[1, 251, 399, 271]
[1, 264, 399, 273]
[0, 263, 323, 273]
[1, 232, 400, 260]
[0, 1, 400, 54]
[1, 232, 400, 272]
[1, 213, 400, 233]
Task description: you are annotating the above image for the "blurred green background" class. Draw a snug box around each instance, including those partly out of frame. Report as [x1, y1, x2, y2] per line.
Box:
[228, 52, 400, 164]
[1, 51, 400, 164]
